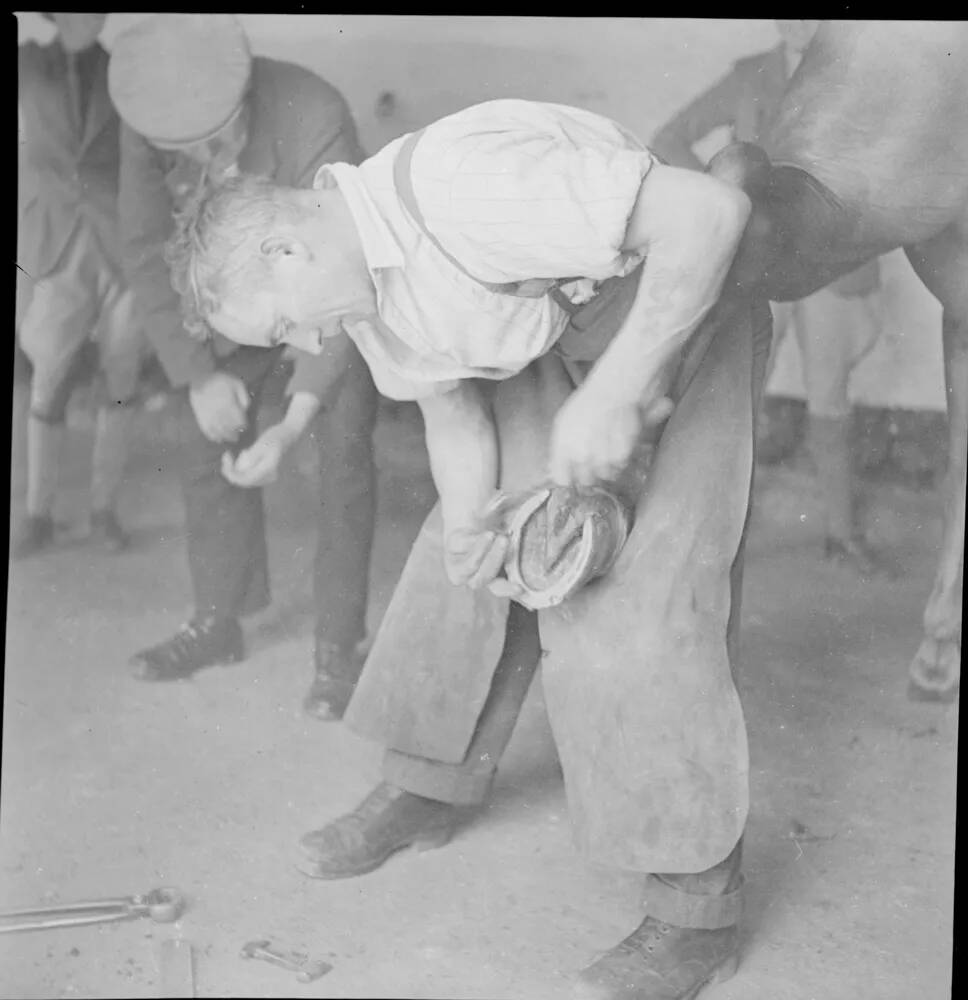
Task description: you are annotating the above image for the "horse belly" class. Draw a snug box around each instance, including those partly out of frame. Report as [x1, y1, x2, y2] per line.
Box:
[767, 21, 968, 250]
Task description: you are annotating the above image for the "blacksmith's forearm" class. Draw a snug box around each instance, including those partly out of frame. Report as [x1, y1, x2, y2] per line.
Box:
[419, 383, 499, 532]
[583, 165, 751, 409]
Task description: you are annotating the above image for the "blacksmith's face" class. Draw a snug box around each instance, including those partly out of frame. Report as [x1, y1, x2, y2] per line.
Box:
[205, 238, 361, 356]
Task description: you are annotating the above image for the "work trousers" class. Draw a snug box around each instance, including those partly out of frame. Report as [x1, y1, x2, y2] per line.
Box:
[374, 299, 771, 923]
[178, 342, 378, 650]
[383, 307, 772, 795]
[346, 285, 772, 914]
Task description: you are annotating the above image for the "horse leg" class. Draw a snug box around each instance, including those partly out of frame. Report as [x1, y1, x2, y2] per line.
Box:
[904, 227, 967, 702]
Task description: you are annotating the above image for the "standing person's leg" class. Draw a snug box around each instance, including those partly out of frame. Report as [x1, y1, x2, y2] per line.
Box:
[90, 278, 142, 550]
[756, 299, 805, 464]
[14, 229, 99, 558]
[129, 346, 282, 680]
[304, 348, 379, 719]
[795, 283, 882, 573]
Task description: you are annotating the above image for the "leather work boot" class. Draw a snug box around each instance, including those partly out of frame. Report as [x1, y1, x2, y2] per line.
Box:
[574, 917, 739, 1000]
[129, 616, 244, 681]
[90, 509, 130, 552]
[297, 782, 459, 879]
[11, 513, 55, 560]
[302, 641, 366, 720]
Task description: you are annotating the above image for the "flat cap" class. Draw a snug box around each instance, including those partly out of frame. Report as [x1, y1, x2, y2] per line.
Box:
[108, 14, 252, 147]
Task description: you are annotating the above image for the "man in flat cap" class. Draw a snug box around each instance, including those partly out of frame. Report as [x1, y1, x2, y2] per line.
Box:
[16, 12, 143, 557]
[109, 14, 378, 719]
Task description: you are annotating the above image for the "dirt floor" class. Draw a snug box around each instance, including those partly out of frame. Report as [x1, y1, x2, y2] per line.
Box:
[1, 381, 957, 999]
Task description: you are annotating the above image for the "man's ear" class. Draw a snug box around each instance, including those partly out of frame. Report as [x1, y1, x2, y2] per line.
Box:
[259, 235, 308, 260]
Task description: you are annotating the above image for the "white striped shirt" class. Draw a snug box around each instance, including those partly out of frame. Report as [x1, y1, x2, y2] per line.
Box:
[315, 99, 654, 401]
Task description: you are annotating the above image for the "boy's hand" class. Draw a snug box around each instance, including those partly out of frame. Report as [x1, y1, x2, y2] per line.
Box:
[221, 422, 298, 488]
[549, 386, 673, 487]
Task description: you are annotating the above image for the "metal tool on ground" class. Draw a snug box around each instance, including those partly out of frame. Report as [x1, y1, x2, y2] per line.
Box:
[0, 887, 185, 933]
[240, 939, 332, 983]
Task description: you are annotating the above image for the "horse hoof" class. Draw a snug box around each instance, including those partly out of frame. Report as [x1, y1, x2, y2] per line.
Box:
[907, 637, 961, 703]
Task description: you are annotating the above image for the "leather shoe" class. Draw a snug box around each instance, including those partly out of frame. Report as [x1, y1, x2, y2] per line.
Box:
[574, 916, 739, 1000]
[297, 782, 458, 879]
[129, 616, 244, 681]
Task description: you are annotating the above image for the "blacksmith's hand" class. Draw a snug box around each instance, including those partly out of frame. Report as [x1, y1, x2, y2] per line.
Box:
[189, 372, 250, 443]
[444, 524, 522, 598]
[221, 422, 298, 488]
[549, 385, 673, 487]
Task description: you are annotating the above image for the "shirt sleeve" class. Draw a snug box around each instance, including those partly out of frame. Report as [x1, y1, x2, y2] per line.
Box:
[411, 101, 654, 284]
[118, 123, 216, 387]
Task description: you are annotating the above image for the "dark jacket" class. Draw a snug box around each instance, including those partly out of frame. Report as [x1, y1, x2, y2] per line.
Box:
[18, 39, 121, 279]
[651, 45, 789, 168]
[119, 57, 364, 389]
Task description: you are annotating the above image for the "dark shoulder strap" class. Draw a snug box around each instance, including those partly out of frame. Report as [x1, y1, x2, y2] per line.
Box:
[393, 129, 507, 293]
[392, 129, 580, 314]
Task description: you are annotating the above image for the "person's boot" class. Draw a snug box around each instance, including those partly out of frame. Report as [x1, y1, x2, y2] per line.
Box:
[297, 782, 459, 879]
[129, 615, 244, 681]
[90, 508, 130, 552]
[575, 853, 743, 1000]
[574, 917, 739, 1000]
[11, 512, 56, 560]
[302, 640, 367, 720]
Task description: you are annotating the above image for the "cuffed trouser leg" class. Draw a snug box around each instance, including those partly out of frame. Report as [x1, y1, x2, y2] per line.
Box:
[179, 347, 281, 620]
[642, 838, 744, 930]
[312, 348, 378, 651]
[383, 603, 542, 805]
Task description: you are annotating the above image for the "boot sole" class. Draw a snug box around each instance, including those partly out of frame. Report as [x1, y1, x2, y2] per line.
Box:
[687, 952, 739, 1000]
[296, 825, 455, 880]
[573, 949, 739, 1000]
[128, 648, 245, 682]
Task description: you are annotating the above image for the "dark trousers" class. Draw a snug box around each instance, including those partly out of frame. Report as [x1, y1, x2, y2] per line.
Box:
[178, 345, 378, 650]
